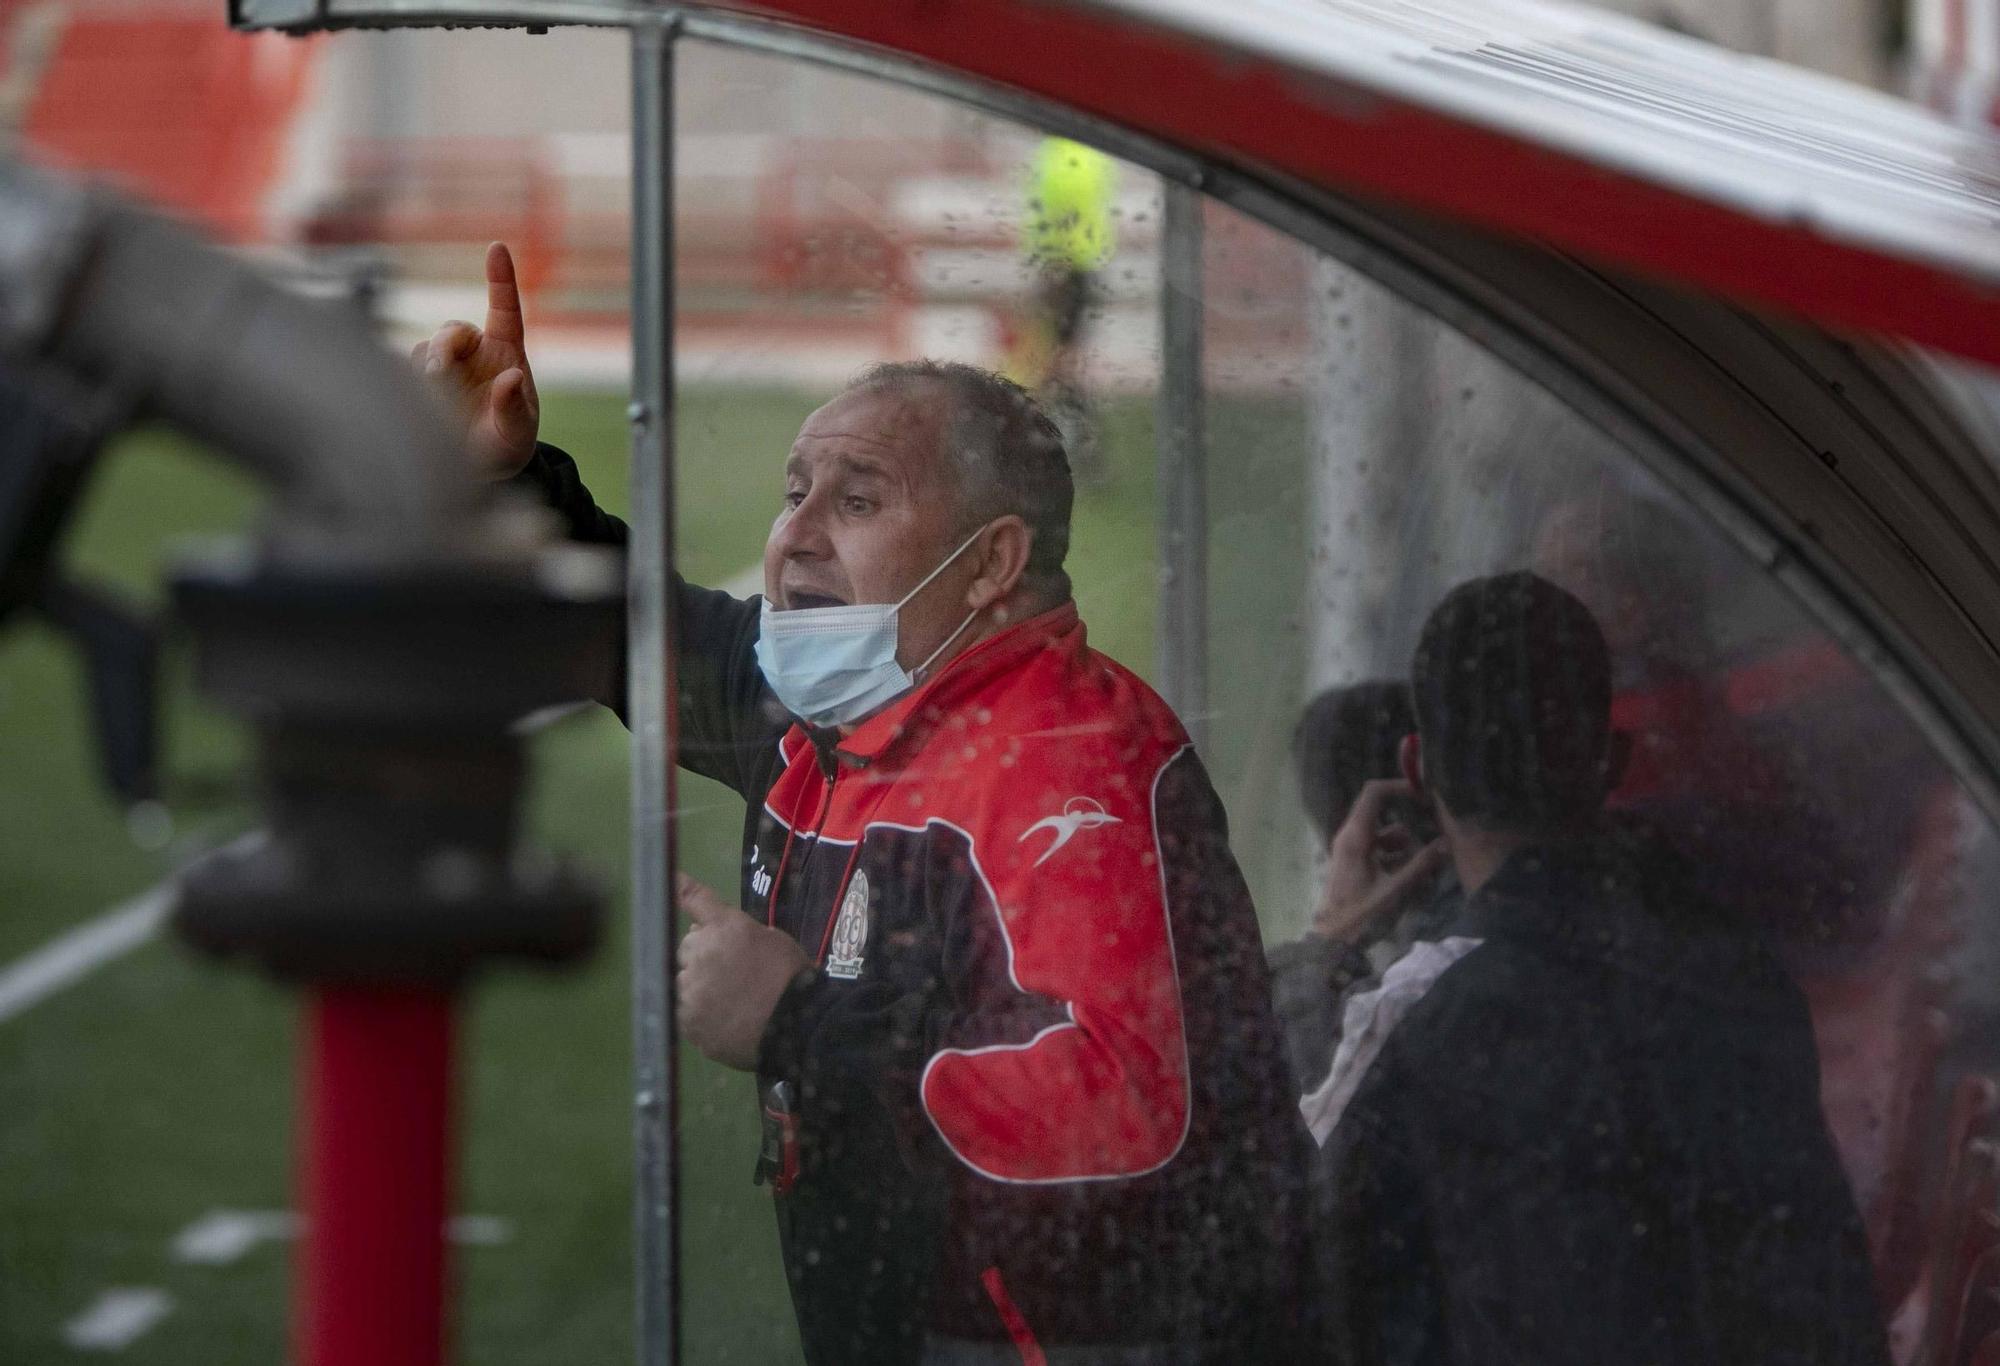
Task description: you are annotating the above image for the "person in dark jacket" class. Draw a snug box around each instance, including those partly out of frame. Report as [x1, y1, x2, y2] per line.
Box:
[411, 244, 1314, 1364]
[1313, 571, 1890, 1366]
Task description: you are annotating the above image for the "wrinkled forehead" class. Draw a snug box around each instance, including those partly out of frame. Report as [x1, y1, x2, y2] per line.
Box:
[787, 383, 952, 489]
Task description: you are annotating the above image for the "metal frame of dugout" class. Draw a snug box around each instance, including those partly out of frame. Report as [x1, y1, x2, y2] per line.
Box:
[225, 2, 2000, 1363]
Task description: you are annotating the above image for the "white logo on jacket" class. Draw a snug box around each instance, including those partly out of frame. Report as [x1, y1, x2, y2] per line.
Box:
[824, 870, 870, 980]
[1018, 797, 1123, 868]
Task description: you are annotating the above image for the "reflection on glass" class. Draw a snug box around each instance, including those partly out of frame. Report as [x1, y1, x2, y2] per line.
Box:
[1260, 225, 1978, 1363]
[640, 40, 1992, 1366]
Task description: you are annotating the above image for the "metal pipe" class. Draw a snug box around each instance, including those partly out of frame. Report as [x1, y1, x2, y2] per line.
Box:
[0, 160, 468, 551]
[627, 16, 680, 1366]
[1157, 178, 1208, 752]
[0, 154, 617, 1366]
[296, 987, 456, 1366]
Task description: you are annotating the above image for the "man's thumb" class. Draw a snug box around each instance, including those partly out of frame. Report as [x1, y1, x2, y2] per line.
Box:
[677, 873, 729, 925]
[492, 368, 534, 439]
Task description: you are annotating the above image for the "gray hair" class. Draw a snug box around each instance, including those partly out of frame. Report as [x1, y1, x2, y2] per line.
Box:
[846, 360, 1074, 600]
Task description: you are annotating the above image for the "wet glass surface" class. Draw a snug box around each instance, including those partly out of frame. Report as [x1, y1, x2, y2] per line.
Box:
[663, 44, 1997, 1364]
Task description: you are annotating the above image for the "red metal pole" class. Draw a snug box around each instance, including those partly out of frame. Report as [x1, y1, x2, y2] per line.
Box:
[294, 986, 457, 1366]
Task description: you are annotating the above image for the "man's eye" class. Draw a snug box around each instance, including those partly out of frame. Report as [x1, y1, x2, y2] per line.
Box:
[782, 490, 806, 510]
[842, 496, 876, 515]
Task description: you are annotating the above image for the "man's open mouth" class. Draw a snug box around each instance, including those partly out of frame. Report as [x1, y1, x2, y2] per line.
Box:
[784, 591, 847, 611]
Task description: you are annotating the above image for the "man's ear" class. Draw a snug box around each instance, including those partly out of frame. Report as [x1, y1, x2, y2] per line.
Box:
[1604, 729, 1633, 795]
[1398, 732, 1425, 796]
[966, 515, 1032, 611]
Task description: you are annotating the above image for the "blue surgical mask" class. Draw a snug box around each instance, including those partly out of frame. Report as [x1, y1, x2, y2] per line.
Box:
[754, 526, 987, 728]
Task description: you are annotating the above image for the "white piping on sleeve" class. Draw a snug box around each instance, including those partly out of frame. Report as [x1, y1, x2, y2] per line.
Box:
[916, 745, 1196, 1186]
[864, 816, 1028, 994]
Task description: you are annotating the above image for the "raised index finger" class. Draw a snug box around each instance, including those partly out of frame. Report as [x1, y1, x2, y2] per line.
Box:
[483, 241, 525, 347]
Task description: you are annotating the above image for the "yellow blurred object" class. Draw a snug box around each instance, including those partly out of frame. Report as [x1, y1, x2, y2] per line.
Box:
[1002, 324, 1057, 390]
[1025, 137, 1117, 270]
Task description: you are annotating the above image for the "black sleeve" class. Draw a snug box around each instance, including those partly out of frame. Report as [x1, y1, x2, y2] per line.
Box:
[672, 573, 789, 797]
[1316, 1051, 1434, 1366]
[508, 443, 787, 799]
[1266, 933, 1374, 1091]
[509, 442, 629, 546]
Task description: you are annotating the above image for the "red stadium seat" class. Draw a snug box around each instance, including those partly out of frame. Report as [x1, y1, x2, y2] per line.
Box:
[1928, 1130, 2000, 1364]
[1952, 1246, 2000, 1366]
[1799, 783, 1966, 1308]
[21, 3, 318, 241]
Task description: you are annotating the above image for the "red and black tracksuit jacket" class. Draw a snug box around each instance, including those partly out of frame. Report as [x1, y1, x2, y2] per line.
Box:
[518, 447, 1314, 1364]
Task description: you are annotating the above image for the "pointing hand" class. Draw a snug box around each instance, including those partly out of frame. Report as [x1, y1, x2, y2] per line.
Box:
[408, 242, 541, 479]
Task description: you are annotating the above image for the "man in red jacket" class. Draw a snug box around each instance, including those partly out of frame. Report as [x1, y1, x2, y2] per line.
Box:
[414, 245, 1312, 1364]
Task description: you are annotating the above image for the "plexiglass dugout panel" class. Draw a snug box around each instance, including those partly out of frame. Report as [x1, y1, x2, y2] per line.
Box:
[663, 40, 1995, 1363]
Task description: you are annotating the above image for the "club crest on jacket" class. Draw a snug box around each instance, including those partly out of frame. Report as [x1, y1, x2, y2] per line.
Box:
[825, 870, 870, 980]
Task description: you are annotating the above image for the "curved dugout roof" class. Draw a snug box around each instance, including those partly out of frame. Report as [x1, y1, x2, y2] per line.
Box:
[723, 0, 2000, 367]
[237, 0, 2000, 369]
[228, 0, 2000, 800]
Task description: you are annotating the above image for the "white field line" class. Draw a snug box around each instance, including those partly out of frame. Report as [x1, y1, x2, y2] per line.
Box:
[449, 1214, 514, 1247]
[4, 550, 779, 1013]
[171, 1209, 514, 1267]
[0, 883, 173, 1026]
[0, 832, 267, 1026]
[63, 1288, 173, 1352]
[170, 1210, 299, 1266]
[511, 700, 594, 735]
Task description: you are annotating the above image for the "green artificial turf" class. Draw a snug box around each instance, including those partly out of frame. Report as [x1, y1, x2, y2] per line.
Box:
[0, 382, 1309, 1364]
